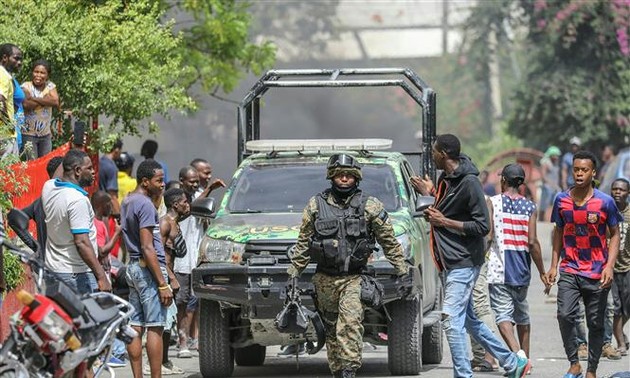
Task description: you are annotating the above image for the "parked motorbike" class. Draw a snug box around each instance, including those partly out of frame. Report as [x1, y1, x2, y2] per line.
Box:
[0, 209, 137, 378]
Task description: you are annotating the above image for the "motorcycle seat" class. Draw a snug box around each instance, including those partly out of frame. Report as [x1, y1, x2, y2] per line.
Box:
[82, 297, 120, 324]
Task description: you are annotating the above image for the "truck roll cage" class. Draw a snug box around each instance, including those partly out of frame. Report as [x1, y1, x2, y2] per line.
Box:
[237, 68, 437, 180]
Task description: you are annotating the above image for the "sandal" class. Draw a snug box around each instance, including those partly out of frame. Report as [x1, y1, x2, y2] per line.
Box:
[472, 359, 495, 372]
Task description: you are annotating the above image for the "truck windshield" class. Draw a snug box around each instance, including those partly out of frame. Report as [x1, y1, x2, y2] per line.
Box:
[228, 164, 400, 213]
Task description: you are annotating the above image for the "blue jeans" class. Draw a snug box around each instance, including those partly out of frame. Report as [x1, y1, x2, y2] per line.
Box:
[443, 266, 518, 378]
[47, 272, 97, 295]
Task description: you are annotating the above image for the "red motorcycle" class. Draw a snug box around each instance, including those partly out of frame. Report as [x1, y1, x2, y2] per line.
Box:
[0, 210, 137, 378]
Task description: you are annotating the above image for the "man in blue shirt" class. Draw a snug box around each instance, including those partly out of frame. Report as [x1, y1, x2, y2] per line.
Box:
[121, 158, 173, 378]
[99, 139, 122, 215]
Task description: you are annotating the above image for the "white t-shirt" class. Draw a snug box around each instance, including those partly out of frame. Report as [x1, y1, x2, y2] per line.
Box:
[174, 215, 203, 274]
[42, 179, 98, 273]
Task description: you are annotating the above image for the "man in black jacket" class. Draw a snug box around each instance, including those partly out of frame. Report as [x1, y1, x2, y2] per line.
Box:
[411, 134, 529, 378]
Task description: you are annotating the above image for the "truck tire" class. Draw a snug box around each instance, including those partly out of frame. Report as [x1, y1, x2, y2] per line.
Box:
[387, 296, 422, 375]
[199, 299, 234, 377]
[422, 281, 443, 364]
[234, 344, 266, 366]
[421, 319, 443, 364]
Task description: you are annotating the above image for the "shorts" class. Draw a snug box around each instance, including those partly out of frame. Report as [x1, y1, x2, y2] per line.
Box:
[175, 272, 198, 311]
[489, 283, 530, 325]
[126, 260, 168, 328]
[612, 271, 630, 317]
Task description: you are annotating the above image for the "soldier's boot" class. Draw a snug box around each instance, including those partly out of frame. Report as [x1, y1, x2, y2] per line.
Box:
[340, 368, 356, 378]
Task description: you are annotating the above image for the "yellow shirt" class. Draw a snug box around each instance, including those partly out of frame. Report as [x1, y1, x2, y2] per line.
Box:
[117, 172, 137, 204]
[0, 66, 14, 136]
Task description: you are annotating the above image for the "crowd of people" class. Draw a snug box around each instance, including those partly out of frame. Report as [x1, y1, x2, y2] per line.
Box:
[97, 139, 226, 376]
[0, 134, 225, 377]
[1, 41, 628, 378]
[410, 134, 629, 378]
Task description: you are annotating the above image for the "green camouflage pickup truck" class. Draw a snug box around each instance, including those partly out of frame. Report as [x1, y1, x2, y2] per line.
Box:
[191, 69, 443, 377]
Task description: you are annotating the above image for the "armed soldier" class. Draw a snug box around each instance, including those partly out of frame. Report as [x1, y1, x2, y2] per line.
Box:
[287, 153, 412, 378]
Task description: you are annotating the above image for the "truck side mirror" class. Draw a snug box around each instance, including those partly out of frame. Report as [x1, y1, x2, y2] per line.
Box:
[412, 196, 435, 218]
[190, 197, 216, 219]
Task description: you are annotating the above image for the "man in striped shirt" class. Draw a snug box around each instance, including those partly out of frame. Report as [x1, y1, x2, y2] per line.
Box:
[487, 163, 549, 365]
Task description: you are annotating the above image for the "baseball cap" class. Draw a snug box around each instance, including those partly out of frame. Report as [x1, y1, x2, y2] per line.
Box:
[569, 136, 581, 146]
[500, 163, 526, 182]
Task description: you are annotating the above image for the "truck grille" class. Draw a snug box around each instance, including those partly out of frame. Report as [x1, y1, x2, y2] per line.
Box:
[243, 239, 296, 264]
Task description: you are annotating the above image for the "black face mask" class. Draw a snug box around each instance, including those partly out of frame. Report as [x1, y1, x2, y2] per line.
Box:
[330, 182, 358, 200]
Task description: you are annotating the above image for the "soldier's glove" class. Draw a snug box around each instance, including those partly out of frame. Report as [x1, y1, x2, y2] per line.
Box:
[396, 272, 414, 299]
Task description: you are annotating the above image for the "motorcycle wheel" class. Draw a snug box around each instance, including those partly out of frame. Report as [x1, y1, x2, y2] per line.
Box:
[0, 359, 29, 378]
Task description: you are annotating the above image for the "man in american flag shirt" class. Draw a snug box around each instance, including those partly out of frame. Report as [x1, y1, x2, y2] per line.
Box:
[547, 150, 621, 378]
[486, 163, 550, 370]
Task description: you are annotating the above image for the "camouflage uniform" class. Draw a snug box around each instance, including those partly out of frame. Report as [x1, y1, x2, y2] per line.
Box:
[288, 191, 408, 373]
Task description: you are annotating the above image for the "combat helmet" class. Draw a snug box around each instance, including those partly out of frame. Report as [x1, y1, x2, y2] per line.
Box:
[326, 153, 362, 181]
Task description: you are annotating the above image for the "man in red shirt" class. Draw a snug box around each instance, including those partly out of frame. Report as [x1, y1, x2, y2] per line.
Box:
[547, 150, 621, 378]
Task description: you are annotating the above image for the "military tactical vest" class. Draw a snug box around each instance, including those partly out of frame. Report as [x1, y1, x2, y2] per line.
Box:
[308, 190, 375, 275]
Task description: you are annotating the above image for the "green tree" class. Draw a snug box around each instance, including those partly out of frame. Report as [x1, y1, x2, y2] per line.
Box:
[462, 0, 630, 149]
[171, 0, 276, 95]
[0, 0, 275, 139]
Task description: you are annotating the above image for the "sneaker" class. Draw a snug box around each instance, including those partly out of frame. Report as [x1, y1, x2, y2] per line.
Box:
[142, 364, 151, 376]
[162, 361, 184, 375]
[506, 355, 530, 378]
[106, 355, 126, 368]
[619, 347, 628, 356]
[177, 348, 193, 359]
[577, 343, 588, 361]
[602, 342, 622, 360]
[187, 338, 198, 351]
[277, 343, 306, 357]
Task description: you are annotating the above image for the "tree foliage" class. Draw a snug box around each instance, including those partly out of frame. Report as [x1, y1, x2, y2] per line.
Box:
[0, 0, 275, 139]
[171, 0, 276, 93]
[462, 0, 630, 149]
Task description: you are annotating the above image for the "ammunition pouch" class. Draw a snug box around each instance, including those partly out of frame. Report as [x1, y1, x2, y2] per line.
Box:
[360, 274, 385, 308]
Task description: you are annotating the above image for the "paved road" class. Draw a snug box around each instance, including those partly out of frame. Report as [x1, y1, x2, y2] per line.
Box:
[113, 222, 630, 377]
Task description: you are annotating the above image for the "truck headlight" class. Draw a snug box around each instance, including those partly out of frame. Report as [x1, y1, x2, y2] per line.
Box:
[198, 237, 244, 263]
[371, 234, 412, 262]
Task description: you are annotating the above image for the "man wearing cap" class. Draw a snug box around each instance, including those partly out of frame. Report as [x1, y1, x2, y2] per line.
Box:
[547, 150, 621, 378]
[561, 137, 582, 191]
[540, 146, 562, 221]
[486, 163, 550, 368]
[287, 153, 411, 378]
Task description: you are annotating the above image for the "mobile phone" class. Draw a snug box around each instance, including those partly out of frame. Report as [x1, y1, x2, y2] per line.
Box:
[73, 121, 86, 146]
